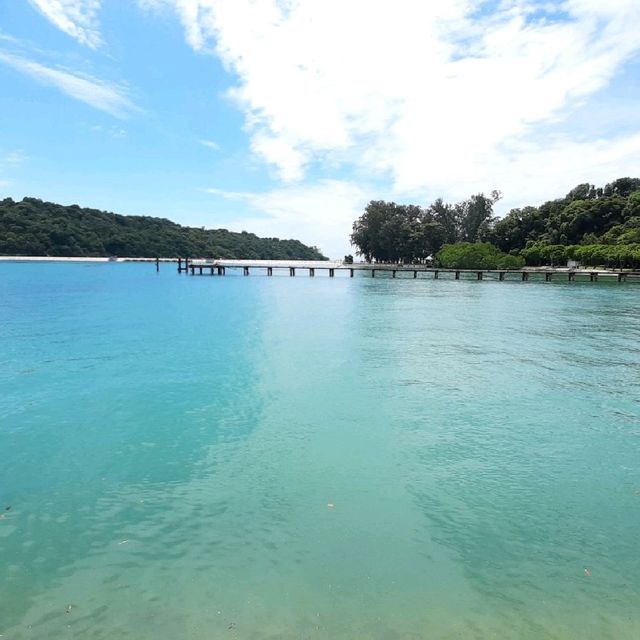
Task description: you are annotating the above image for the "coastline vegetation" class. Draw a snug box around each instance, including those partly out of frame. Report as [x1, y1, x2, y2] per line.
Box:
[437, 243, 525, 269]
[350, 178, 640, 268]
[0, 197, 326, 260]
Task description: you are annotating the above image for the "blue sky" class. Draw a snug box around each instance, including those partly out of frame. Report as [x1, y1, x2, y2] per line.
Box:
[1, 1, 639, 257]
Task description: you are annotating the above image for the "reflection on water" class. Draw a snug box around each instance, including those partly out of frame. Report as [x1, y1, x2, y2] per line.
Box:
[1, 264, 639, 638]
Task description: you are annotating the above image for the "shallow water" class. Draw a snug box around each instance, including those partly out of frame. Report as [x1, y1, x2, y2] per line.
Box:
[1, 263, 640, 639]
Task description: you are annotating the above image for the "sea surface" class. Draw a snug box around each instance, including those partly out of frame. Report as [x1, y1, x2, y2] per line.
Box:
[1, 262, 640, 639]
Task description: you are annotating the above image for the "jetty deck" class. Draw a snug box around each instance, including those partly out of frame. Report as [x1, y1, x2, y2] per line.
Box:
[177, 259, 640, 282]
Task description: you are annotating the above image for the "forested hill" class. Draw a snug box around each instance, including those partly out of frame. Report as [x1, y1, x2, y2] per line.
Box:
[350, 177, 640, 267]
[489, 177, 640, 251]
[0, 197, 326, 259]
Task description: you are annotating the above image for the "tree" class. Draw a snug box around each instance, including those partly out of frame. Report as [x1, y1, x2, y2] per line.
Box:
[436, 242, 524, 269]
[603, 177, 640, 198]
[456, 192, 500, 243]
[428, 198, 458, 245]
[490, 206, 544, 252]
[350, 201, 447, 263]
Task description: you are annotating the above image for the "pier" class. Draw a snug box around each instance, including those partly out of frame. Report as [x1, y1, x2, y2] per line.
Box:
[176, 259, 640, 283]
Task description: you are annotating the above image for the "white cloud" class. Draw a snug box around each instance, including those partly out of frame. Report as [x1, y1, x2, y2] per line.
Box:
[29, 0, 102, 49]
[143, 0, 640, 202]
[199, 138, 220, 150]
[0, 150, 28, 193]
[2, 151, 28, 167]
[0, 33, 23, 45]
[492, 132, 640, 216]
[0, 51, 138, 118]
[87, 123, 127, 138]
[207, 179, 371, 258]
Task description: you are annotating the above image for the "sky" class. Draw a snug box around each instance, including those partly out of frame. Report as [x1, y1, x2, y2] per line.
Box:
[1, 1, 640, 258]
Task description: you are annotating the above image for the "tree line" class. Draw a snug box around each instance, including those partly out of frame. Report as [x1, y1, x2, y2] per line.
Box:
[350, 178, 640, 268]
[350, 192, 501, 263]
[0, 197, 326, 260]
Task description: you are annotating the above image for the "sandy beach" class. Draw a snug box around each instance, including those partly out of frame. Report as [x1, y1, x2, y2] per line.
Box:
[0, 256, 175, 263]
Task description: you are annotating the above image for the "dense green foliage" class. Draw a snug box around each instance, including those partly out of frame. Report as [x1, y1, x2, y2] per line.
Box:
[351, 178, 640, 268]
[0, 197, 326, 259]
[520, 243, 640, 268]
[488, 178, 640, 266]
[350, 193, 499, 263]
[436, 243, 525, 269]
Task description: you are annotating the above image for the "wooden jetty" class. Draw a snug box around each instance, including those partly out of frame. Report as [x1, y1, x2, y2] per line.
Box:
[175, 258, 640, 283]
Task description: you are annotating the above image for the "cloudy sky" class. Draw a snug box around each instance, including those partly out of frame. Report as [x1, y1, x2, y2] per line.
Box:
[1, 1, 639, 257]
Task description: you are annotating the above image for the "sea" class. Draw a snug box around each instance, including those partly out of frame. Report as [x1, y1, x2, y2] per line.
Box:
[1, 261, 640, 639]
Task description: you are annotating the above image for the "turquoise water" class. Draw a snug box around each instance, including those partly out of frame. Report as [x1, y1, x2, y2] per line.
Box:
[1, 263, 640, 639]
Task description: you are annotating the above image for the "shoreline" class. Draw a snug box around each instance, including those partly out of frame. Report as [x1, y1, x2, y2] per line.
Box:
[0, 256, 176, 263]
[1, 256, 638, 274]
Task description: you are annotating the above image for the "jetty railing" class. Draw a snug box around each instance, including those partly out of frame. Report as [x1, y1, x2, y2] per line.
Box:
[175, 258, 640, 282]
